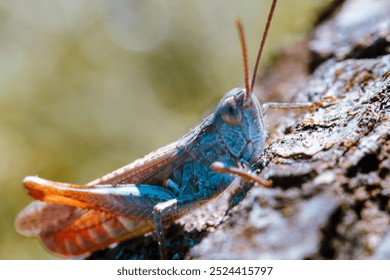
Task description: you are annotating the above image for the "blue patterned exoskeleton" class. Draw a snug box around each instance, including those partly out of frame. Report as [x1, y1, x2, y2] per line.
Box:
[16, 82, 268, 259]
[16, 0, 312, 258]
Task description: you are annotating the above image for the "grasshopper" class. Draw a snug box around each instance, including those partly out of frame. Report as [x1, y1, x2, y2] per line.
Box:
[15, 0, 313, 259]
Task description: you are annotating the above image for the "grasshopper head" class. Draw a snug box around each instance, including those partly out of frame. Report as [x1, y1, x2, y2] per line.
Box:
[216, 0, 278, 167]
[214, 87, 266, 166]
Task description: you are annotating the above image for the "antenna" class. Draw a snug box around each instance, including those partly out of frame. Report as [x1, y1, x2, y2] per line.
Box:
[250, 0, 278, 93]
[235, 17, 250, 98]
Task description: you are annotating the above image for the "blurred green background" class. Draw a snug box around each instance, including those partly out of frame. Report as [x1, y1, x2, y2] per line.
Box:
[0, 0, 330, 259]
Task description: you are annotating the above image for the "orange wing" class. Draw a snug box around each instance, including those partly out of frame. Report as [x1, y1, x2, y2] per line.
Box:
[16, 141, 187, 256]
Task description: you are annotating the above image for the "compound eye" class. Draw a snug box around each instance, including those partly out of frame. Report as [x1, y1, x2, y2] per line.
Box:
[221, 97, 242, 126]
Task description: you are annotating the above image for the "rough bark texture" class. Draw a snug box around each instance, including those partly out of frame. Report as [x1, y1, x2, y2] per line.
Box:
[88, 0, 390, 260]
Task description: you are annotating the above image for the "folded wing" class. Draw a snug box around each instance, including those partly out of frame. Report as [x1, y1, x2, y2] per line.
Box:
[16, 141, 188, 256]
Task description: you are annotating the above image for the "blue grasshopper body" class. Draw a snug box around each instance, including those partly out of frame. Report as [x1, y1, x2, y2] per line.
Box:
[17, 0, 281, 259]
[17, 87, 267, 258]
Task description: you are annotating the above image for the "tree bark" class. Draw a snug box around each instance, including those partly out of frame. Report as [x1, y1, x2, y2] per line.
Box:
[88, 0, 390, 260]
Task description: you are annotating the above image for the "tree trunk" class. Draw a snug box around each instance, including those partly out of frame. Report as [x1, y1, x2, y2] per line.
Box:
[88, 0, 390, 260]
